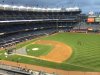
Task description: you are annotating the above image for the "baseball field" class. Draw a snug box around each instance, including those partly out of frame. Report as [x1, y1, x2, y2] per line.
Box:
[0, 32, 100, 72]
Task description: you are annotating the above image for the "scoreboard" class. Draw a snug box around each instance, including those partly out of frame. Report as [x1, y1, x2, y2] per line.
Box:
[95, 17, 100, 22]
[87, 18, 94, 23]
[87, 17, 100, 23]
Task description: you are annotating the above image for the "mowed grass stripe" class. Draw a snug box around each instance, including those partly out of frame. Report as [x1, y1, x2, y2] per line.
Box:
[41, 33, 100, 70]
[4, 55, 98, 71]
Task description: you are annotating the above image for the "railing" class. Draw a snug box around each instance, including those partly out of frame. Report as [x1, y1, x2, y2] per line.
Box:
[0, 62, 57, 75]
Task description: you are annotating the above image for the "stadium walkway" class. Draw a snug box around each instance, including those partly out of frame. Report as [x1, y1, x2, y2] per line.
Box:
[0, 60, 100, 75]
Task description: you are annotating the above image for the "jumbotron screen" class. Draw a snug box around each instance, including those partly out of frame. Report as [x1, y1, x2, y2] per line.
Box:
[95, 17, 100, 22]
[87, 18, 94, 23]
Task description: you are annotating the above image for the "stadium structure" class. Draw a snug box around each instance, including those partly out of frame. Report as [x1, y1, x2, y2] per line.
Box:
[0, 4, 81, 49]
[0, 4, 100, 75]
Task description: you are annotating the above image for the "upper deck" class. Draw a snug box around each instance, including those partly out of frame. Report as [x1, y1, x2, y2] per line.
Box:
[0, 4, 81, 12]
[0, 4, 81, 23]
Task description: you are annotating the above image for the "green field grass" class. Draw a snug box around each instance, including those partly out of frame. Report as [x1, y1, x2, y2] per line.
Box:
[1, 32, 100, 72]
[26, 44, 53, 56]
[3, 54, 96, 71]
[41, 33, 100, 71]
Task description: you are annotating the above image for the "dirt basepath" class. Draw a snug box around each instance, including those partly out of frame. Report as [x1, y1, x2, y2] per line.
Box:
[34, 40, 72, 63]
[0, 48, 5, 50]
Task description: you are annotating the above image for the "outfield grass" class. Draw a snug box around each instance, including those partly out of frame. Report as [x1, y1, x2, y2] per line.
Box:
[1, 32, 100, 72]
[41, 33, 100, 71]
[4, 54, 97, 71]
[26, 44, 53, 56]
[0, 50, 7, 60]
[15, 39, 36, 49]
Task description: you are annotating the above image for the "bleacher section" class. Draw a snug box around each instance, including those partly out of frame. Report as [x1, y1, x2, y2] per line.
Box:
[0, 28, 57, 48]
[73, 22, 100, 32]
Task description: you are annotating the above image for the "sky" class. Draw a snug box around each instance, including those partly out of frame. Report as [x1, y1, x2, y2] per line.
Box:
[0, 0, 100, 13]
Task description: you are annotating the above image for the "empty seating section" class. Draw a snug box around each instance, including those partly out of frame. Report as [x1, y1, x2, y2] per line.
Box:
[0, 22, 77, 34]
[0, 28, 57, 48]
[0, 10, 80, 21]
[0, 8, 81, 48]
[0, 22, 78, 48]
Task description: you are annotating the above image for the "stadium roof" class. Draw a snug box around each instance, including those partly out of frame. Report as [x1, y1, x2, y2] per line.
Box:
[0, 4, 80, 12]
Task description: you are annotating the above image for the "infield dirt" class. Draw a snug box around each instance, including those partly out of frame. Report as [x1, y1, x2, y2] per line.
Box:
[34, 40, 72, 63]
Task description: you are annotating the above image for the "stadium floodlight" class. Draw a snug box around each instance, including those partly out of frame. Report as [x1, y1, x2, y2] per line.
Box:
[65, 7, 79, 11]
[19, 6, 26, 11]
[41, 8, 46, 11]
[19, 6, 25, 8]
[46, 8, 53, 12]
[0, 4, 80, 12]
[26, 6, 32, 11]
[68, 8, 73, 11]
[37, 7, 42, 11]
[12, 5, 18, 10]
[51, 8, 57, 12]
[19, 6, 26, 10]
[57, 8, 61, 11]
[2, 4, 11, 10]
[46, 8, 51, 10]
[68, 8, 74, 11]
[74, 7, 79, 10]
[39, 8, 44, 11]
[32, 7, 37, 11]
[12, 6, 18, 8]
[3, 4, 10, 7]
[57, 8, 61, 10]
[0, 33, 4, 35]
